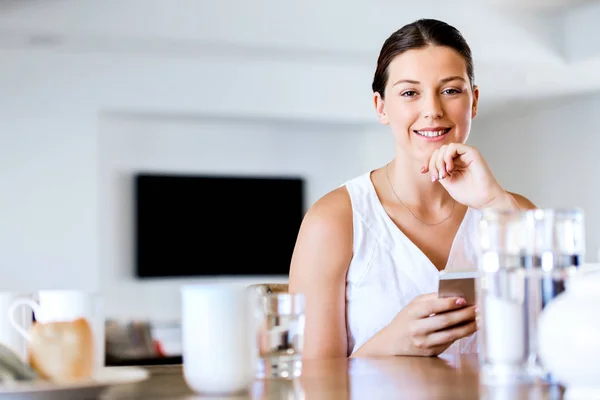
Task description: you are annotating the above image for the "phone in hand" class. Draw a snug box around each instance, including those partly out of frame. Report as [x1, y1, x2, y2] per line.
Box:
[438, 270, 477, 306]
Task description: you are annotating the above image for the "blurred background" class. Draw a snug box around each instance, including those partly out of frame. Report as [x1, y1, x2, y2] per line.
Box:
[0, 0, 598, 328]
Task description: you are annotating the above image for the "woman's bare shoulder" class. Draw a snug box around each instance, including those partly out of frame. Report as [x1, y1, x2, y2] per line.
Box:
[508, 192, 537, 210]
[309, 186, 352, 216]
[289, 186, 353, 282]
[299, 186, 353, 240]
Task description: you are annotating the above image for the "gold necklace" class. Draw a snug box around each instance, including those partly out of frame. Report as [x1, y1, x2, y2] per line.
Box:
[385, 163, 455, 226]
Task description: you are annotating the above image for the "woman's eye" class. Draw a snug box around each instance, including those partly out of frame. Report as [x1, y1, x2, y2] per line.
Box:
[443, 88, 461, 95]
[401, 90, 417, 97]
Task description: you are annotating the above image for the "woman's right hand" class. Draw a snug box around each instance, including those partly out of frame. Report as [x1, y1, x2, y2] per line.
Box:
[387, 293, 477, 357]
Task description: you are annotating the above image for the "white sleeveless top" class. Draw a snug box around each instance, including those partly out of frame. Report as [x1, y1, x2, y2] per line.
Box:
[344, 171, 480, 356]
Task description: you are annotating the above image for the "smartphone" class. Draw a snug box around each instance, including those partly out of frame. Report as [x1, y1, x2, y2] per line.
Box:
[438, 270, 477, 306]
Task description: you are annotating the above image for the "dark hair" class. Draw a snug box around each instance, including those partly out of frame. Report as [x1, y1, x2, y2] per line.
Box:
[372, 19, 474, 98]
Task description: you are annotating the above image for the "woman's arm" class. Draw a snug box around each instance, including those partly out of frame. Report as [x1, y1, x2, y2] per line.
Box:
[288, 187, 353, 359]
[476, 190, 537, 210]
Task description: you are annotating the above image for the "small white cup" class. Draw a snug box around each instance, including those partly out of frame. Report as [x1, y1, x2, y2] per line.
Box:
[8, 290, 105, 371]
[181, 283, 257, 395]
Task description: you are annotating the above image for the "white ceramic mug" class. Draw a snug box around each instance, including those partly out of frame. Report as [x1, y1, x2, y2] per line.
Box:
[0, 292, 34, 361]
[181, 283, 257, 395]
[8, 290, 105, 371]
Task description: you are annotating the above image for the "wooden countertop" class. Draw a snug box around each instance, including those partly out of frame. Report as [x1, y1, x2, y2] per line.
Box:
[101, 355, 564, 399]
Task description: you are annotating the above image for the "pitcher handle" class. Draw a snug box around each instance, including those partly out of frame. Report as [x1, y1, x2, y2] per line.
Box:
[8, 299, 40, 341]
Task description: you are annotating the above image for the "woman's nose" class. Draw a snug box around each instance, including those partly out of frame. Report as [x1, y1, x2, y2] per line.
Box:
[422, 95, 444, 120]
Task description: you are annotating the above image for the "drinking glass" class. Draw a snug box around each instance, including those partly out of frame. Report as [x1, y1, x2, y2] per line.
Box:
[477, 209, 530, 383]
[256, 293, 305, 379]
[522, 208, 584, 380]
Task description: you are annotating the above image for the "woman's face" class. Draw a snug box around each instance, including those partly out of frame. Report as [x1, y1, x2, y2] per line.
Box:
[374, 45, 479, 164]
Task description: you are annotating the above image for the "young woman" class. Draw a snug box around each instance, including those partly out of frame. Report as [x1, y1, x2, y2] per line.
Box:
[288, 18, 536, 359]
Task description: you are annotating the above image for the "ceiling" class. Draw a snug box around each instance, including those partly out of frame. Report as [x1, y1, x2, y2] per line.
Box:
[1, 0, 600, 117]
[483, 0, 595, 10]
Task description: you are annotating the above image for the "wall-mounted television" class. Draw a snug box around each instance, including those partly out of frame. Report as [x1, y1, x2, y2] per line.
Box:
[134, 173, 305, 278]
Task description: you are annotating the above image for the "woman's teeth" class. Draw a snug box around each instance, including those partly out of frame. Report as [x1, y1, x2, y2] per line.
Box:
[415, 129, 449, 137]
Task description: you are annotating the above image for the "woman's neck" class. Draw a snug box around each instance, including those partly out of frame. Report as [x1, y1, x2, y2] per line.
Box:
[386, 156, 454, 212]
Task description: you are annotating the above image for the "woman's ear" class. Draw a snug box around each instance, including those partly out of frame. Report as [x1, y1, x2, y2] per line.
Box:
[374, 92, 389, 125]
[471, 85, 480, 119]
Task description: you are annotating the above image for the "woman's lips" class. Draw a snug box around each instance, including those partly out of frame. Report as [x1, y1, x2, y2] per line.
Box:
[413, 127, 451, 142]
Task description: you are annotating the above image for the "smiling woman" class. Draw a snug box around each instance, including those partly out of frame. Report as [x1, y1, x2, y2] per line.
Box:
[288, 18, 537, 360]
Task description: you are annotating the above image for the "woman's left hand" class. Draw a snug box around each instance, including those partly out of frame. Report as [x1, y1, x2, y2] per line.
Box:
[422, 143, 517, 210]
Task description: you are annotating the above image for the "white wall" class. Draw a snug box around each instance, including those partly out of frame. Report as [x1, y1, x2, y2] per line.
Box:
[0, 44, 395, 321]
[470, 94, 600, 261]
[98, 114, 392, 321]
[0, 111, 98, 292]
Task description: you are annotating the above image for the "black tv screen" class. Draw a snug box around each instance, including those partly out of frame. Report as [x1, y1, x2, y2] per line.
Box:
[134, 173, 305, 278]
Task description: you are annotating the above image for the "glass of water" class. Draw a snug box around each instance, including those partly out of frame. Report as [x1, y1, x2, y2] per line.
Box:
[522, 208, 584, 380]
[477, 208, 530, 383]
[477, 208, 586, 384]
[256, 293, 305, 379]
